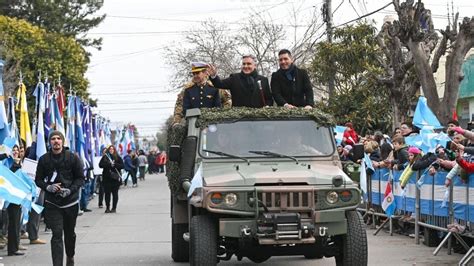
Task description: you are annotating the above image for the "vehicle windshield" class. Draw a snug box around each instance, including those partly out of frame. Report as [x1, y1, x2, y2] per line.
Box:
[199, 119, 334, 158]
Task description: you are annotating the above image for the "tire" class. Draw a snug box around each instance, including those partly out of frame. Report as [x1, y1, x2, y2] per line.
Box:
[190, 215, 217, 266]
[335, 211, 368, 266]
[171, 223, 189, 262]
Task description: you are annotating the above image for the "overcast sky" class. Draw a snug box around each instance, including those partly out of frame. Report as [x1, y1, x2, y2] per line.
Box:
[86, 0, 474, 138]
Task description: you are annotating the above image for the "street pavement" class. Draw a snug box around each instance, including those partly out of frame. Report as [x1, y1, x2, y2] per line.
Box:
[0, 173, 465, 265]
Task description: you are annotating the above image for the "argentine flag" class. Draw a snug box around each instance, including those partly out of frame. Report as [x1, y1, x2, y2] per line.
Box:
[334, 125, 346, 146]
[382, 181, 396, 217]
[0, 164, 30, 206]
[413, 96, 443, 129]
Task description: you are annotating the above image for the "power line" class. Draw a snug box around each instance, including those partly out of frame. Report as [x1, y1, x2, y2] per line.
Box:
[349, 0, 360, 17]
[334, 2, 392, 28]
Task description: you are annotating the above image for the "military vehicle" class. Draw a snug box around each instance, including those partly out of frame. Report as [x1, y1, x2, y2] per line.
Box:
[167, 107, 367, 265]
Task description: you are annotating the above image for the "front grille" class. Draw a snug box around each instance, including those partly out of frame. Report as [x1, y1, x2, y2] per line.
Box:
[256, 191, 314, 211]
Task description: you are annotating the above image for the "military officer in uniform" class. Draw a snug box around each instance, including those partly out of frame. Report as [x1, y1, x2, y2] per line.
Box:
[182, 62, 221, 113]
[172, 63, 231, 126]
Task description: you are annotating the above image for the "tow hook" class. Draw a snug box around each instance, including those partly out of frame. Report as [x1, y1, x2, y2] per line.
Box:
[319, 226, 328, 237]
[241, 226, 251, 237]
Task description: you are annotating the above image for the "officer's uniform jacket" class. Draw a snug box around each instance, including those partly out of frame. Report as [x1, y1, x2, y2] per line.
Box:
[182, 81, 221, 115]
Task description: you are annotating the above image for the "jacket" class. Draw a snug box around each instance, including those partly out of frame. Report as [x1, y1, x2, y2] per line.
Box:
[123, 155, 135, 171]
[182, 82, 221, 114]
[211, 72, 273, 107]
[343, 128, 359, 146]
[35, 150, 85, 207]
[412, 153, 437, 171]
[138, 155, 147, 167]
[99, 153, 124, 185]
[270, 66, 314, 107]
[391, 145, 409, 169]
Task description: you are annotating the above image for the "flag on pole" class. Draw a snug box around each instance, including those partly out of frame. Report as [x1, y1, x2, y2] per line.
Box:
[413, 96, 443, 129]
[33, 81, 47, 158]
[66, 96, 76, 151]
[363, 153, 375, 173]
[7, 97, 19, 145]
[382, 181, 396, 217]
[452, 108, 458, 121]
[359, 159, 368, 201]
[0, 60, 10, 144]
[16, 83, 32, 147]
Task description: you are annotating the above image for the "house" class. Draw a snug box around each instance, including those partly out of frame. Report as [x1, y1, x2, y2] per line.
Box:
[457, 54, 474, 128]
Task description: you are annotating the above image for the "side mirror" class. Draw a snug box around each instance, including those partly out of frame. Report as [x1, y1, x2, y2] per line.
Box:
[168, 145, 181, 162]
[352, 144, 364, 161]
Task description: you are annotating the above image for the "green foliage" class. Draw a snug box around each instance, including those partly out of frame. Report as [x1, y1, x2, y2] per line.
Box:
[0, 15, 89, 97]
[196, 107, 335, 129]
[0, 0, 105, 50]
[310, 22, 392, 134]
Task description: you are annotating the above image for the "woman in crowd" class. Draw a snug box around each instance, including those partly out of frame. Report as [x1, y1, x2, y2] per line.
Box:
[99, 145, 124, 213]
[7, 145, 25, 255]
[138, 150, 147, 181]
[342, 122, 359, 147]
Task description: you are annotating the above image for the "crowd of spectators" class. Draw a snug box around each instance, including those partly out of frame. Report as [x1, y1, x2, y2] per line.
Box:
[338, 119, 474, 253]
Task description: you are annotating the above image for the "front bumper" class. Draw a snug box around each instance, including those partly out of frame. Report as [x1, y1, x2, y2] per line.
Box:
[219, 209, 347, 244]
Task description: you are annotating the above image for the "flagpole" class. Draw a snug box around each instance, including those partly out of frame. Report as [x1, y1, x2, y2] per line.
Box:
[415, 170, 420, 245]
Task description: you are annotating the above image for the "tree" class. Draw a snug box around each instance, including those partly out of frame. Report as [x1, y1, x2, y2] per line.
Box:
[390, 0, 474, 124]
[156, 116, 173, 151]
[376, 19, 420, 127]
[0, 0, 105, 50]
[311, 22, 393, 134]
[165, 19, 240, 90]
[0, 16, 89, 97]
[236, 15, 285, 78]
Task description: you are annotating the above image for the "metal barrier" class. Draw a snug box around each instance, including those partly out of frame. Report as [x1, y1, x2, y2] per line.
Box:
[358, 166, 474, 261]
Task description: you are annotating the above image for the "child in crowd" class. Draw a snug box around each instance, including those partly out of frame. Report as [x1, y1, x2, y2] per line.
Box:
[400, 146, 423, 189]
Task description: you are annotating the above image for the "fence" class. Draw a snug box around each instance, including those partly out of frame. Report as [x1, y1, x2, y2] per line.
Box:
[358, 167, 474, 264]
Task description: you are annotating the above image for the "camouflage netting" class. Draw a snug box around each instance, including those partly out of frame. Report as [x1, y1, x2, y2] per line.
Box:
[166, 123, 188, 194]
[196, 107, 335, 129]
[166, 107, 335, 193]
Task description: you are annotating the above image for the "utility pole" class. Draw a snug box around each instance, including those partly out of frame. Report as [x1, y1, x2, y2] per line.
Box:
[323, 0, 335, 100]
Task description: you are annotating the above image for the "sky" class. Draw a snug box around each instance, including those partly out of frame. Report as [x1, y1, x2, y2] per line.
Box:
[86, 0, 474, 138]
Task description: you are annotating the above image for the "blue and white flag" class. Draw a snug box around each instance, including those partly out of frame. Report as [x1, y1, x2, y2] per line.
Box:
[363, 153, 374, 173]
[0, 60, 10, 144]
[187, 163, 203, 197]
[413, 96, 443, 129]
[359, 159, 368, 201]
[334, 126, 346, 146]
[0, 164, 30, 206]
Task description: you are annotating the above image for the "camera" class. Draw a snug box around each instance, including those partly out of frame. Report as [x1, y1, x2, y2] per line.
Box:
[432, 162, 440, 169]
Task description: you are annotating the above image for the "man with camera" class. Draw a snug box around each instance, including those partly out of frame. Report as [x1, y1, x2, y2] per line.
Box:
[35, 131, 85, 266]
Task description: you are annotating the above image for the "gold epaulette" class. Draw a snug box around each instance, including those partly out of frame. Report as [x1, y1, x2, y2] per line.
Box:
[183, 81, 194, 89]
[206, 80, 214, 87]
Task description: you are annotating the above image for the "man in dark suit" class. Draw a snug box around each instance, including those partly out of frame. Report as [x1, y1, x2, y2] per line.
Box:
[208, 55, 273, 108]
[182, 62, 221, 115]
[271, 49, 314, 109]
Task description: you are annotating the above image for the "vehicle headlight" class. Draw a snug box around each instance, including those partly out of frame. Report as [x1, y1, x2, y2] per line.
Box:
[326, 191, 339, 204]
[224, 193, 238, 206]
